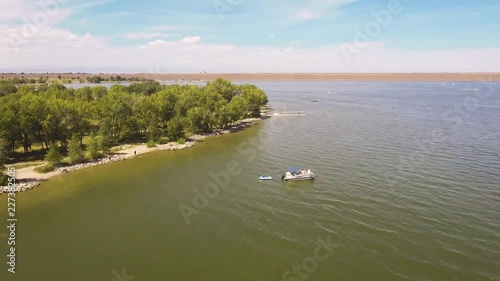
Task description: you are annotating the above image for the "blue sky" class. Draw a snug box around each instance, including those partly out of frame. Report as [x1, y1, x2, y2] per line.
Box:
[1, 0, 500, 72]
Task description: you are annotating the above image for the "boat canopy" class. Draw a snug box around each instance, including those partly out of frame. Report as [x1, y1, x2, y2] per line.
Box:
[288, 167, 301, 173]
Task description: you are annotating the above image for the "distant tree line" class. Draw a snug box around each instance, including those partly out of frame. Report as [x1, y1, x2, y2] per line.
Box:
[0, 75, 154, 87]
[0, 78, 268, 177]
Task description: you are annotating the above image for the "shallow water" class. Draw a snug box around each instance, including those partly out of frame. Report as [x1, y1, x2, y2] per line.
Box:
[1, 82, 499, 281]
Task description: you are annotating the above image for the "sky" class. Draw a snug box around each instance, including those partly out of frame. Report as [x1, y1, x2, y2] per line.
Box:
[0, 0, 499, 73]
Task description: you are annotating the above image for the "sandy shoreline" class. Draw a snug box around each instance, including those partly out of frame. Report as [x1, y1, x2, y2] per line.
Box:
[12, 144, 154, 182]
[2, 72, 500, 82]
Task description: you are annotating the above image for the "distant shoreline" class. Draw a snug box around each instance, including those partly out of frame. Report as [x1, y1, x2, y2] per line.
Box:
[2, 72, 500, 82]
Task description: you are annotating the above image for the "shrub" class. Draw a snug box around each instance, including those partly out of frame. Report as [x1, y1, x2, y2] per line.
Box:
[158, 137, 170, 145]
[45, 146, 62, 166]
[177, 138, 186, 144]
[0, 174, 7, 186]
[146, 139, 156, 148]
[34, 164, 55, 174]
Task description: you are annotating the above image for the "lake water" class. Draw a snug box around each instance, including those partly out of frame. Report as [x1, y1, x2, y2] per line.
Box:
[1, 82, 499, 281]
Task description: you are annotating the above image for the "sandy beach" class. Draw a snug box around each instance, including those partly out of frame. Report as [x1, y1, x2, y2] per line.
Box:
[2, 72, 500, 82]
[12, 144, 153, 182]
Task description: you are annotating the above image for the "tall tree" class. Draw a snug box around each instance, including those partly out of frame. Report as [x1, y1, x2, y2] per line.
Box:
[167, 117, 184, 140]
[19, 94, 46, 151]
[0, 81, 18, 97]
[187, 107, 211, 133]
[68, 135, 84, 164]
[88, 134, 100, 160]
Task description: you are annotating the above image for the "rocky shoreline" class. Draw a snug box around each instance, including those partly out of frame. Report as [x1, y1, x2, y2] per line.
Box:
[0, 181, 41, 194]
[0, 117, 265, 194]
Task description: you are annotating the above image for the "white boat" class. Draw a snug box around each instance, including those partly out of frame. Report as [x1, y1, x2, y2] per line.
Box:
[281, 167, 315, 181]
[259, 176, 273, 180]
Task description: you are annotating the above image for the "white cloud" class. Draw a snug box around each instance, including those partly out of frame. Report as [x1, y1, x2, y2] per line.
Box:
[180, 36, 201, 45]
[139, 36, 202, 49]
[0, 0, 114, 54]
[0, 0, 497, 73]
[0, 25, 104, 51]
[0, 0, 73, 26]
[122, 32, 169, 40]
[1, 31, 499, 73]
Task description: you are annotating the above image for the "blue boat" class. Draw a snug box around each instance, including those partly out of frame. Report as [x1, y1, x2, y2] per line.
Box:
[259, 176, 273, 180]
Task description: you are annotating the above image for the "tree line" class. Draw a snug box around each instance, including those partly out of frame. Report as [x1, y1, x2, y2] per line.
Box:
[0, 75, 153, 90]
[0, 78, 268, 182]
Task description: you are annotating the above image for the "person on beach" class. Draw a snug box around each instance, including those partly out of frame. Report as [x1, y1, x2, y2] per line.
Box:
[134, 150, 136, 155]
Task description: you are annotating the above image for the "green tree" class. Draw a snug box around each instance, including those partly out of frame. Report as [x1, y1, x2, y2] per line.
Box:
[75, 86, 93, 101]
[0, 137, 9, 167]
[0, 81, 17, 97]
[240, 84, 268, 117]
[152, 88, 179, 126]
[0, 96, 21, 154]
[147, 123, 160, 143]
[98, 127, 111, 155]
[68, 135, 85, 164]
[45, 146, 62, 166]
[41, 97, 67, 148]
[205, 78, 238, 101]
[167, 117, 184, 140]
[214, 105, 231, 129]
[91, 86, 107, 100]
[0, 78, 268, 163]
[0, 139, 6, 185]
[87, 134, 100, 160]
[98, 91, 137, 142]
[187, 107, 211, 133]
[19, 94, 47, 151]
[133, 95, 155, 134]
[67, 100, 91, 144]
[226, 95, 247, 122]
[128, 81, 162, 96]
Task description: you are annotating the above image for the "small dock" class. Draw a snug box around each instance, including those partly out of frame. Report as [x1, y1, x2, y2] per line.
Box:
[272, 111, 306, 116]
